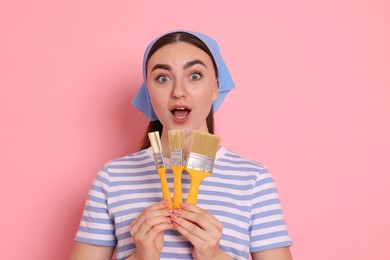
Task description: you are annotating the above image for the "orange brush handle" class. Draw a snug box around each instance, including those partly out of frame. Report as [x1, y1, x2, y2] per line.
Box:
[157, 167, 173, 208]
[185, 168, 211, 205]
[172, 165, 185, 209]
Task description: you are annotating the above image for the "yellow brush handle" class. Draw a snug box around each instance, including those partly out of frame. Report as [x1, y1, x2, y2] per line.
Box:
[172, 165, 185, 209]
[157, 167, 173, 208]
[185, 168, 211, 205]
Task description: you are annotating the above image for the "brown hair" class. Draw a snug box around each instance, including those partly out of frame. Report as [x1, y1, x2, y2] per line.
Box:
[140, 32, 218, 150]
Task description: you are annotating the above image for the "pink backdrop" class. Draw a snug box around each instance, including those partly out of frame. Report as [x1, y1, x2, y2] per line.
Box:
[1, 1, 389, 259]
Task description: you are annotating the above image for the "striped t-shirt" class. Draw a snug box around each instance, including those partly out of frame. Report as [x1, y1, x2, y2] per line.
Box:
[75, 146, 292, 259]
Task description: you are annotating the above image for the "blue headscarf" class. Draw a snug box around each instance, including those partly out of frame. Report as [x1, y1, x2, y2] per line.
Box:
[131, 30, 235, 121]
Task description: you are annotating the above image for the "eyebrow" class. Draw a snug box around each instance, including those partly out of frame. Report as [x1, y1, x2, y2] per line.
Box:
[151, 64, 171, 72]
[183, 59, 207, 69]
[150, 59, 207, 72]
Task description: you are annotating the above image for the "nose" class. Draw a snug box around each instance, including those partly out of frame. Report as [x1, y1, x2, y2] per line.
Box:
[171, 79, 186, 98]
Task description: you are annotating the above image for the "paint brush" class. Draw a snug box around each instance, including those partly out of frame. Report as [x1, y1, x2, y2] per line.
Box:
[168, 129, 185, 209]
[185, 130, 221, 205]
[148, 131, 173, 208]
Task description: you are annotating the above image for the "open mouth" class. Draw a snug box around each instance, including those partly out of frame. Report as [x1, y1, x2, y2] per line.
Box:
[171, 107, 191, 119]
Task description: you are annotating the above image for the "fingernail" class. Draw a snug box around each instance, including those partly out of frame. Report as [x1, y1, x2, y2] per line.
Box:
[180, 202, 187, 208]
[161, 200, 169, 206]
[174, 209, 182, 215]
[170, 213, 177, 220]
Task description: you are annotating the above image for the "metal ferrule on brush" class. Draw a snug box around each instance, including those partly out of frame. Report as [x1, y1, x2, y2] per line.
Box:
[170, 149, 184, 166]
[153, 151, 165, 169]
[186, 152, 214, 173]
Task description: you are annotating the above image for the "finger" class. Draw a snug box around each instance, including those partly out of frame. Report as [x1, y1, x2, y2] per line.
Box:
[134, 222, 174, 246]
[131, 208, 172, 236]
[180, 203, 222, 229]
[175, 205, 222, 233]
[131, 200, 171, 234]
[136, 215, 172, 238]
[170, 211, 209, 241]
[173, 220, 203, 246]
[146, 222, 174, 238]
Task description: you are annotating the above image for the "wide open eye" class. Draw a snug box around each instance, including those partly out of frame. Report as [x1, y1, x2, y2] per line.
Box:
[189, 72, 202, 81]
[157, 75, 170, 83]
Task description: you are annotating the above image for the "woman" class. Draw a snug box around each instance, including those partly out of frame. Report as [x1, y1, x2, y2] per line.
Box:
[70, 30, 293, 260]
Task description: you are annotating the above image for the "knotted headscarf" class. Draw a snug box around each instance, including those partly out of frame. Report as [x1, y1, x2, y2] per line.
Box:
[131, 30, 235, 121]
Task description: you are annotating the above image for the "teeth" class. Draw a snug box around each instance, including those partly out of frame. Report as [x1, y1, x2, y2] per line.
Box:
[172, 107, 190, 120]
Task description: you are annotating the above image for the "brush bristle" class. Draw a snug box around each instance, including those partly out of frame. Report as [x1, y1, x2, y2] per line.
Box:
[168, 130, 185, 150]
[189, 130, 221, 158]
[155, 131, 162, 150]
[148, 132, 161, 153]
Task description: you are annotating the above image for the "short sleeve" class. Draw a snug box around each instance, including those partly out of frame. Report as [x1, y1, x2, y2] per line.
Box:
[74, 166, 117, 246]
[249, 167, 292, 252]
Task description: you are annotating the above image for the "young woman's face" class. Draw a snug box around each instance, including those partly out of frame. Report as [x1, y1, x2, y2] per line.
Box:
[146, 42, 218, 132]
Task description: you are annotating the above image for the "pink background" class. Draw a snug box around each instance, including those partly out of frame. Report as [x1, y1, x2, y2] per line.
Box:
[1, 1, 389, 259]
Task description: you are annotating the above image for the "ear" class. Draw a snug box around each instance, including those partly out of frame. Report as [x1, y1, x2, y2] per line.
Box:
[212, 80, 219, 101]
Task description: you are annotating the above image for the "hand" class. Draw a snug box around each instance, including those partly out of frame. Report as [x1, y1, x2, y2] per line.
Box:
[129, 200, 174, 260]
[170, 203, 230, 260]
